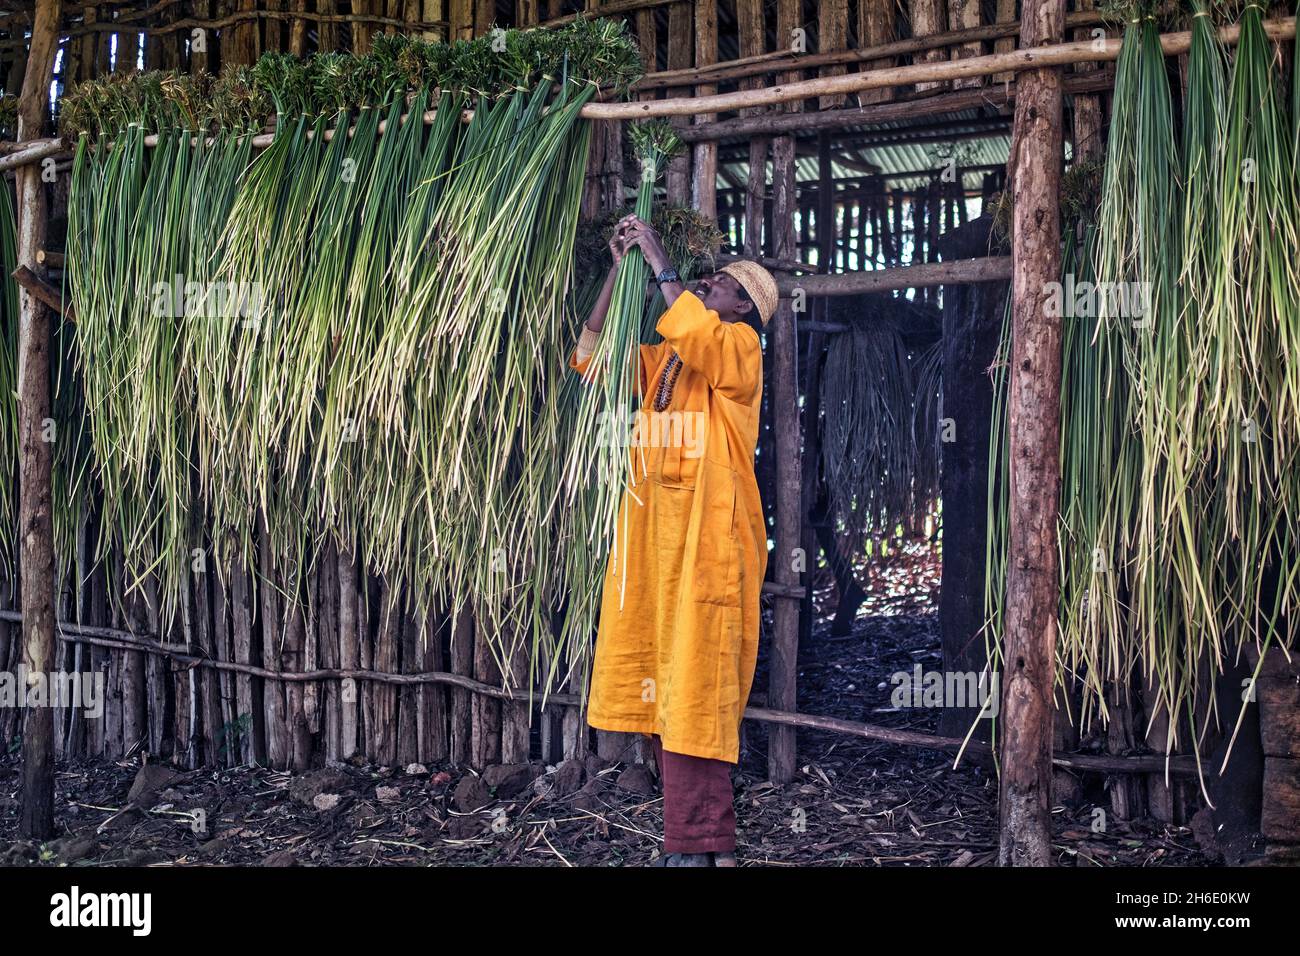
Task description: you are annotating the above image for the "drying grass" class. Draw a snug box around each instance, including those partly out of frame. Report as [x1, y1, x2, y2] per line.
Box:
[57, 20, 643, 698]
[985, 1, 1300, 772]
[820, 321, 928, 553]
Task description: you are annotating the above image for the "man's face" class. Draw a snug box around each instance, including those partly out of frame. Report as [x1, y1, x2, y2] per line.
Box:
[693, 272, 754, 324]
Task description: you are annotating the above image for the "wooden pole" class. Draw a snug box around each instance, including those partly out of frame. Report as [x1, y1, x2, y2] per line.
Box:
[689, 0, 718, 220]
[580, 19, 1293, 119]
[776, 255, 1011, 295]
[1, 19, 1274, 168]
[16, 0, 62, 841]
[998, 0, 1065, 868]
[766, 132, 800, 785]
[679, 71, 1114, 143]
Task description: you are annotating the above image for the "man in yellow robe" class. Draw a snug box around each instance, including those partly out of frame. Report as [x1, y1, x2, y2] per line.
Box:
[570, 214, 777, 867]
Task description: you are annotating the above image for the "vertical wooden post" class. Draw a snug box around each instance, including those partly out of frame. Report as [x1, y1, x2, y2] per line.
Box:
[471, 613, 502, 769]
[231, 559, 263, 762]
[858, 0, 896, 103]
[473, 0, 494, 37]
[998, 0, 1065, 867]
[289, 0, 308, 56]
[767, 133, 800, 784]
[500, 629, 531, 764]
[318, 0, 339, 52]
[449, 606, 473, 764]
[231, 0, 260, 64]
[993, 0, 1018, 84]
[664, 4, 692, 205]
[910, 0, 950, 93]
[690, 1, 718, 220]
[16, 0, 62, 841]
[353, 1, 376, 52]
[448, 0, 474, 42]
[738, 0, 767, 252]
[1071, 0, 1105, 161]
[816, 132, 834, 270]
[418, 610, 448, 762]
[949, 0, 984, 88]
[337, 548, 360, 760]
[258, 522, 288, 766]
[817, 0, 848, 108]
[371, 578, 400, 766]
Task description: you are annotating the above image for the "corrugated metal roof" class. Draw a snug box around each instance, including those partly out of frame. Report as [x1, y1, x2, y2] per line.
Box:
[720, 107, 1011, 191]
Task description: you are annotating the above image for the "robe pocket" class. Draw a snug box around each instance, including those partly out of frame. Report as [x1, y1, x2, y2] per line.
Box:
[693, 467, 740, 608]
[647, 409, 706, 488]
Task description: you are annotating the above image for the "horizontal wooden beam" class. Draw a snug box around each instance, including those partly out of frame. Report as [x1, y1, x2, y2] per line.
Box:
[11, 264, 72, 320]
[744, 706, 1202, 775]
[762, 580, 806, 599]
[582, 18, 1293, 119]
[0, 137, 67, 172]
[779, 256, 1011, 297]
[541, 0, 675, 28]
[0, 608, 1195, 775]
[7, 20, 1284, 170]
[633, 9, 1109, 92]
[681, 70, 1115, 142]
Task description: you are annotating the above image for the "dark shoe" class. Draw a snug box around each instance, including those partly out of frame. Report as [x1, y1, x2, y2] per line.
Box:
[658, 851, 714, 867]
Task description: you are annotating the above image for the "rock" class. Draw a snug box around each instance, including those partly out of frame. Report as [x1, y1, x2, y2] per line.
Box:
[452, 775, 492, 813]
[616, 765, 656, 795]
[50, 835, 98, 863]
[1264, 843, 1300, 865]
[124, 848, 162, 867]
[552, 759, 586, 797]
[404, 763, 428, 776]
[375, 785, 401, 803]
[572, 778, 608, 814]
[288, 768, 351, 807]
[127, 764, 182, 804]
[262, 849, 299, 867]
[584, 754, 611, 778]
[195, 837, 230, 859]
[1, 841, 39, 866]
[482, 763, 542, 798]
[446, 815, 483, 840]
[312, 793, 342, 812]
[1189, 808, 1224, 865]
[427, 770, 452, 792]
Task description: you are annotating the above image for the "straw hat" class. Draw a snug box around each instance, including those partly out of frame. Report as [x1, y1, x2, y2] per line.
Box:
[719, 260, 779, 326]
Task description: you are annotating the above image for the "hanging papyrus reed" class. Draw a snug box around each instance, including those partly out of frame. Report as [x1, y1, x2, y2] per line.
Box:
[985, 1, 1300, 774]
[55, 19, 651, 701]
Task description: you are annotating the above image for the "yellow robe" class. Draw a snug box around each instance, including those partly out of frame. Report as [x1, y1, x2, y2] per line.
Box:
[570, 290, 767, 763]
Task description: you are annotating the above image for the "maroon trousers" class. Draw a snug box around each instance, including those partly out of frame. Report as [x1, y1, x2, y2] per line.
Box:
[650, 734, 737, 854]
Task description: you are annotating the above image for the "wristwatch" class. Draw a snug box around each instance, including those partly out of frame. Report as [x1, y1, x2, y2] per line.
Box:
[655, 267, 681, 285]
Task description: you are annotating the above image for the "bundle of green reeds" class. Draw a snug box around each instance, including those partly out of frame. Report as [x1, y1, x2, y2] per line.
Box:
[562, 120, 683, 601]
[984, 0, 1300, 766]
[59, 19, 644, 696]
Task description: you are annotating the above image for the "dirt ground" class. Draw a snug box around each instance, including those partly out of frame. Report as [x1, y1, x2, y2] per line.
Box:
[0, 575, 1211, 866]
